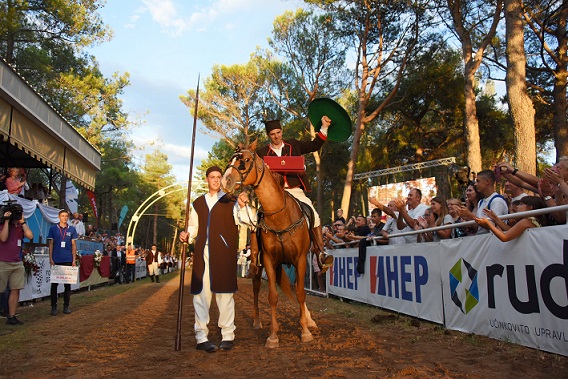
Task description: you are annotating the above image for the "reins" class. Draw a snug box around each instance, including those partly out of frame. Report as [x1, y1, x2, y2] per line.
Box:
[226, 148, 307, 244]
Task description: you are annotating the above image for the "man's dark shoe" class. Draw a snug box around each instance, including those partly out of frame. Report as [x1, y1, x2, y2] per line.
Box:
[196, 341, 218, 353]
[6, 315, 23, 325]
[63, 306, 72, 314]
[219, 340, 234, 351]
[50, 306, 58, 316]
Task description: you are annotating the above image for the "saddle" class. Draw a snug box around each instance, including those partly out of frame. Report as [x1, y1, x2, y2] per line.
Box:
[255, 194, 316, 266]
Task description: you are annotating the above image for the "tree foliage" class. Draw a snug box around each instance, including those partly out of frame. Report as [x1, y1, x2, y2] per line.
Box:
[137, 150, 183, 246]
[309, 0, 425, 215]
[523, 0, 568, 159]
[0, 0, 131, 149]
[180, 61, 270, 149]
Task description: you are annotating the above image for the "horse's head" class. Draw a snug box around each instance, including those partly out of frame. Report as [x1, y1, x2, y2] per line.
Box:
[221, 140, 263, 194]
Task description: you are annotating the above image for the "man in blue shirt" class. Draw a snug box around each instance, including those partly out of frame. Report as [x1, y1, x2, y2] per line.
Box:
[47, 210, 78, 316]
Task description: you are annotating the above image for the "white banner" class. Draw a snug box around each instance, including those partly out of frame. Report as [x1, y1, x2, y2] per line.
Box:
[135, 258, 147, 279]
[442, 225, 568, 356]
[327, 243, 444, 323]
[50, 265, 79, 284]
[19, 255, 80, 301]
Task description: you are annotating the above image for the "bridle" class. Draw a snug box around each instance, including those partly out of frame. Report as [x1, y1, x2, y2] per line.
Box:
[226, 148, 307, 249]
[226, 148, 266, 190]
[225, 147, 288, 217]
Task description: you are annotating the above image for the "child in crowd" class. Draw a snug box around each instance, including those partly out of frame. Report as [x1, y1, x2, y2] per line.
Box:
[474, 196, 547, 242]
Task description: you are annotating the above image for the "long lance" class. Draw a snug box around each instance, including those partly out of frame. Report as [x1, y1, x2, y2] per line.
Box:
[175, 74, 200, 351]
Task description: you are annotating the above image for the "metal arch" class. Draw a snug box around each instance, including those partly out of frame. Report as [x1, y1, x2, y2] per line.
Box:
[125, 180, 206, 247]
[128, 186, 186, 248]
[126, 183, 185, 246]
[353, 157, 457, 181]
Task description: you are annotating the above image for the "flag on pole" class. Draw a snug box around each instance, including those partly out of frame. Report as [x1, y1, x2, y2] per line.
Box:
[118, 205, 128, 229]
[86, 190, 99, 227]
[65, 180, 79, 214]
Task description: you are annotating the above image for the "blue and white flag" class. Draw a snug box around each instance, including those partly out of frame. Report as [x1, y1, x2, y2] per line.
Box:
[65, 180, 79, 214]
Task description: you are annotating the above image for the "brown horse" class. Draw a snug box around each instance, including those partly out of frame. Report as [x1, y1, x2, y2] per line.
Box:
[221, 141, 317, 348]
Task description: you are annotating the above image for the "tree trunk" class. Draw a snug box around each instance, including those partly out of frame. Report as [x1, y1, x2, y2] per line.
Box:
[505, 0, 536, 174]
[463, 70, 482, 174]
[59, 175, 67, 210]
[309, 123, 323, 216]
[340, 103, 366, 215]
[5, 0, 15, 63]
[553, 3, 568, 159]
[314, 151, 322, 215]
[447, 0, 503, 175]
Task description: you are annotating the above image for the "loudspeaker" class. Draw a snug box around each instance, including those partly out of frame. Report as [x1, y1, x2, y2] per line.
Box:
[83, 213, 88, 223]
[111, 222, 118, 231]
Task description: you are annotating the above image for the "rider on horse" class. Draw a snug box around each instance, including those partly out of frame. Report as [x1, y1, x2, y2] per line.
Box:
[247, 117, 335, 274]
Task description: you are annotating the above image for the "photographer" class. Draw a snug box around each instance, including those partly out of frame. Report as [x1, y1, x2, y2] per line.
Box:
[0, 203, 33, 325]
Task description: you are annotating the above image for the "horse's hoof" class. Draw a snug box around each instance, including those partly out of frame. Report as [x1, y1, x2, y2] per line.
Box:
[253, 321, 262, 329]
[265, 337, 279, 348]
[301, 332, 314, 343]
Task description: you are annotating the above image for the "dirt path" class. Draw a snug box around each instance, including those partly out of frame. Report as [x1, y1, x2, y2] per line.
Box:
[1, 273, 566, 378]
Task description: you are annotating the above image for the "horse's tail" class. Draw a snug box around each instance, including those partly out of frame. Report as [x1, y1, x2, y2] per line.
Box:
[276, 264, 297, 304]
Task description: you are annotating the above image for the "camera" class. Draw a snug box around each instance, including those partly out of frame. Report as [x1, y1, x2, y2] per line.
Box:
[1, 201, 23, 221]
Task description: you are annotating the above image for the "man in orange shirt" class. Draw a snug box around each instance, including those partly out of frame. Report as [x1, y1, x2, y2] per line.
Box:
[125, 244, 136, 283]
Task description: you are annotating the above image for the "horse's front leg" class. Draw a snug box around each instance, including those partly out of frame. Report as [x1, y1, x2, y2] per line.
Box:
[304, 303, 317, 329]
[264, 260, 279, 348]
[252, 270, 262, 329]
[295, 259, 313, 342]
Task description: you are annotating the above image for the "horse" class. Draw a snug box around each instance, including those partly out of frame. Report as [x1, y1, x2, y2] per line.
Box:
[221, 141, 317, 348]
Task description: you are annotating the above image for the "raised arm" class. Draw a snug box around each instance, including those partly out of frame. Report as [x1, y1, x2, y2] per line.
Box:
[475, 217, 535, 242]
[497, 162, 539, 192]
[369, 198, 396, 218]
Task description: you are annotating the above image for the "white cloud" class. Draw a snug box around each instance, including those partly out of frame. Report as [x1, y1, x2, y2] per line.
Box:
[124, 6, 144, 29]
[139, 0, 278, 37]
[141, 0, 188, 36]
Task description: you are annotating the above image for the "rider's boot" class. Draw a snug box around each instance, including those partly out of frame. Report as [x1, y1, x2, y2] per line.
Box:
[312, 225, 333, 273]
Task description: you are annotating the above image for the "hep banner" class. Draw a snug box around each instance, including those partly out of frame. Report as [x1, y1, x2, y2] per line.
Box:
[327, 243, 444, 324]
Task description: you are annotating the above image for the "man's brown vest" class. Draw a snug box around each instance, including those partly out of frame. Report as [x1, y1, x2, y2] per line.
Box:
[191, 192, 238, 294]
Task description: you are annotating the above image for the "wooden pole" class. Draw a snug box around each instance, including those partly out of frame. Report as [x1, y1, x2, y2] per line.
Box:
[175, 74, 200, 351]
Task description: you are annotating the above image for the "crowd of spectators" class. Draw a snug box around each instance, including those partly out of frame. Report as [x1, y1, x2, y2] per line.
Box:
[107, 243, 178, 284]
[319, 157, 567, 249]
[1, 167, 50, 204]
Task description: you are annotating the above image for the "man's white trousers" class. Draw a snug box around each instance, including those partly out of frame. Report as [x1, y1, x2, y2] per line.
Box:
[193, 245, 235, 343]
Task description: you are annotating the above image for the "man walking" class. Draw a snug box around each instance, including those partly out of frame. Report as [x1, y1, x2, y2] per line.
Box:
[179, 165, 252, 353]
[146, 245, 160, 283]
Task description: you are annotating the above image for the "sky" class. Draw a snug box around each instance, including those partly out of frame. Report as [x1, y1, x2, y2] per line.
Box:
[88, 0, 303, 182]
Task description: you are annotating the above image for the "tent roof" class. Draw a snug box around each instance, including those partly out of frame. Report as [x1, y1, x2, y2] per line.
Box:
[0, 59, 101, 190]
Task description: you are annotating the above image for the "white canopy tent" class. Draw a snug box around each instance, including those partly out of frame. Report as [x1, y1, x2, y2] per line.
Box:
[0, 59, 101, 190]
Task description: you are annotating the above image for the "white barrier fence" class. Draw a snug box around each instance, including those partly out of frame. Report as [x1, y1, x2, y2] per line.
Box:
[327, 224, 568, 356]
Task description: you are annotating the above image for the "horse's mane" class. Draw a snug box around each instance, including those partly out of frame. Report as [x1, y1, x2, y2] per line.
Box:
[270, 171, 285, 188]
